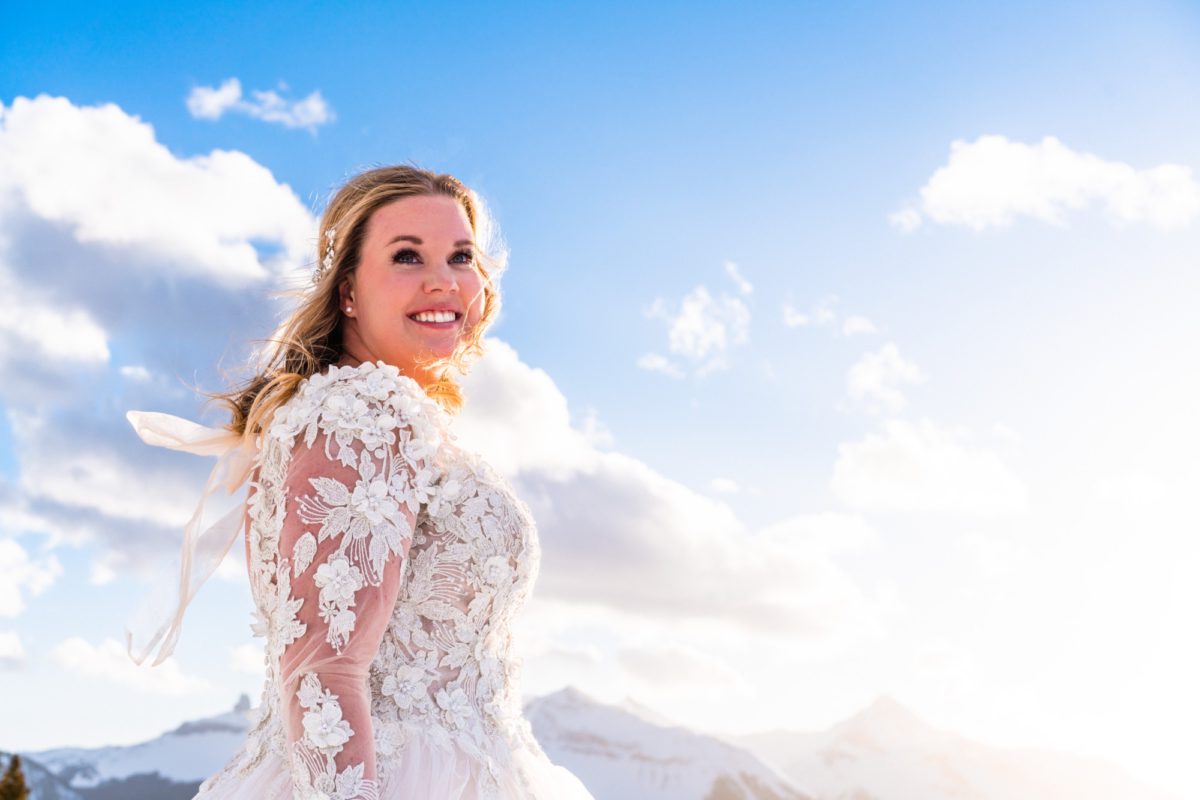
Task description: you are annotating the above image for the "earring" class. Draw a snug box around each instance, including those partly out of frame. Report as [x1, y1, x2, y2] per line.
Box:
[345, 305, 353, 314]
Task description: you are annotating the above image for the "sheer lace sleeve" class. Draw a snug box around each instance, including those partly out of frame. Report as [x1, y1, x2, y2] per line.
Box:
[275, 386, 439, 800]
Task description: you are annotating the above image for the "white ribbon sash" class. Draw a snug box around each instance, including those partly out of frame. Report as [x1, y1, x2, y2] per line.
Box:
[124, 410, 258, 667]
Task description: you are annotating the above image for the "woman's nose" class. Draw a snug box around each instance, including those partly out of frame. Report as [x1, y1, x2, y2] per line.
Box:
[424, 261, 459, 291]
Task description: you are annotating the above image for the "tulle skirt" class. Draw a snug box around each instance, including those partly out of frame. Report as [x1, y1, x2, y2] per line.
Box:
[195, 729, 595, 799]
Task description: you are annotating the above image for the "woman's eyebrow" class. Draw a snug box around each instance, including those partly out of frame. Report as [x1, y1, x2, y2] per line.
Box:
[385, 235, 474, 247]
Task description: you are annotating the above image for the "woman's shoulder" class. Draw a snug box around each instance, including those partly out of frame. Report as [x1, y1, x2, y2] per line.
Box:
[265, 360, 451, 448]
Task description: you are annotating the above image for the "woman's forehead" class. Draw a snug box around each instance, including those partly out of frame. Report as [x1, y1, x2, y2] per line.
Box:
[366, 195, 472, 244]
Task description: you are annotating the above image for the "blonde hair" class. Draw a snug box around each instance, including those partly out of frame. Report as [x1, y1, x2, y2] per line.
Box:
[214, 162, 507, 441]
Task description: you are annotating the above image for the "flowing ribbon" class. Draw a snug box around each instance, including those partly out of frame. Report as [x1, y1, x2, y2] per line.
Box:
[124, 410, 258, 667]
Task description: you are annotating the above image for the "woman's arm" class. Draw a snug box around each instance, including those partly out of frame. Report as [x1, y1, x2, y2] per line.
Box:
[275, 403, 429, 800]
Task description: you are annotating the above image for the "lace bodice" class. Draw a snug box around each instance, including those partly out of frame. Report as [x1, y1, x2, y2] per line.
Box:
[207, 361, 547, 799]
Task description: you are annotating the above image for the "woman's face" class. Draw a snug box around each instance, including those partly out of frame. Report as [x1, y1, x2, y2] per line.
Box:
[338, 194, 487, 386]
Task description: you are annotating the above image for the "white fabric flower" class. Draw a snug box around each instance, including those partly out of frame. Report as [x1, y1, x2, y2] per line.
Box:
[436, 687, 472, 730]
[302, 699, 352, 750]
[381, 664, 431, 711]
[350, 477, 399, 528]
[314, 557, 363, 605]
[482, 554, 512, 587]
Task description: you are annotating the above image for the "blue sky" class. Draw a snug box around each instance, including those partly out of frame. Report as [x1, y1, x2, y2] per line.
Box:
[3, 1, 1200, 797]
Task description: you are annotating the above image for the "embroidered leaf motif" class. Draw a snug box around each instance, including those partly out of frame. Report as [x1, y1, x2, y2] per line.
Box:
[293, 532, 317, 576]
[333, 761, 368, 798]
[310, 475, 351, 506]
[418, 599, 461, 621]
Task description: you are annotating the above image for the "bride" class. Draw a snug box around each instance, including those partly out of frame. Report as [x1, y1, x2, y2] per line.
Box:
[125, 165, 596, 799]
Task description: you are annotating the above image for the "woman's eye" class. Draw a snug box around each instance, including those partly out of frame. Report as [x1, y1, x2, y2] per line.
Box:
[392, 248, 420, 264]
[452, 249, 476, 265]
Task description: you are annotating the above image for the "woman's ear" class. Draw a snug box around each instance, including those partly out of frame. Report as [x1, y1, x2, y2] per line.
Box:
[337, 278, 355, 314]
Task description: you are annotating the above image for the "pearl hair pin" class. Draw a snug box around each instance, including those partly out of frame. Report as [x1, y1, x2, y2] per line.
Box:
[312, 225, 337, 284]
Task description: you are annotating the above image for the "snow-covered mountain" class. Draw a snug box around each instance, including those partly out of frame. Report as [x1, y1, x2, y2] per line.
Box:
[23, 687, 806, 800]
[526, 686, 811, 800]
[19, 689, 1181, 800]
[24, 694, 253, 799]
[732, 694, 1185, 800]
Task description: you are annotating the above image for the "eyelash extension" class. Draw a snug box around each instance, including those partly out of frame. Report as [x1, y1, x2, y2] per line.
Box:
[392, 248, 476, 265]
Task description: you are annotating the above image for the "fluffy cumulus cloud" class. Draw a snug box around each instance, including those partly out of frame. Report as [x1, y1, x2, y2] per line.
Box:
[0, 94, 319, 586]
[0, 537, 62, 617]
[707, 477, 740, 494]
[0, 269, 110, 366]
[723, 260, 754, 295]
[830, 417, 1029, 515]
[0, 630, 25, 669]
[846, 342, 926, 414]
[230, 642, 265, 676]
[618, 642, 747, 689]
[638, 285, 751, 378]
[460, 339, 883, 645]
[783, 295, 837, 329]
[0, 94, 315, 288]
[892, 134, 1200, 232]
[782, 293, 875, 337]
[12, 408, 205, 530]
[186, 77, 334, 132]
[51, 636, 210, 694]
[841, 315, 877, 336]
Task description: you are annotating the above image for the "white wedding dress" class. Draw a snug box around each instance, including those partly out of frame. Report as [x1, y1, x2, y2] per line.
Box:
[161, 360, 594, 799]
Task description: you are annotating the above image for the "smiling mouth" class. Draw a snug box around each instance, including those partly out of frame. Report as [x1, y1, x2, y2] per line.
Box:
[407, 312, 462, 328]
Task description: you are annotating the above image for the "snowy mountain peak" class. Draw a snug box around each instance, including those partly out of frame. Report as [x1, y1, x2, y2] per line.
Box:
[534, 684, 600, 709]
[526, 684, 811, 800]
[527, 685, 675, 728]
[842, 694, 926, 735]
[818, 692, 949, 756]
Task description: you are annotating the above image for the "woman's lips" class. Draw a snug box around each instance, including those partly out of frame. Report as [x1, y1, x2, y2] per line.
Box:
[407, 316, 460, 330]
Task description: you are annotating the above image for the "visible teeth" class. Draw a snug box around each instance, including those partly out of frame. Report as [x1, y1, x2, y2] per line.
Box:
[410, 311, 458, 323]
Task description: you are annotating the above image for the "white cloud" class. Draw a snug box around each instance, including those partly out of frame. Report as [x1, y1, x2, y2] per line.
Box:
[842, 314, 877, 336]
[0, 268, 109, 365]
[0, 94, 316, 288]
[636, 352, 685, 379]
[12, 410, 206, 530]
[118, 365, 152, 382]
[89, 558, 118, 586]
[0, 537, 62, 617]
[959, 530, 1030, 579]
[50, 636, 210, 694]
[0, 491, 88, 548]
[185, 78, 242, 119]
[458, 339, 611, 478]
[230, 642, 265, 675]
[708, 477, 740, 494]
[888, 205, 922, 232]
[893, 134, 1200, 232]
[846, 342, 926, 414]
[576, 407, 615, 450]
[459, 341, 883, 643]
[618, 642, 747, 689]
[723, 259, 753, 294]
[830, 417, 1030, 515]
[186, 77, 334, 132]
[0, 94, 321, 575]
[641, 285, 750, 377]
[783, 294, 838, 329]
[0, 630, 25, 669]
